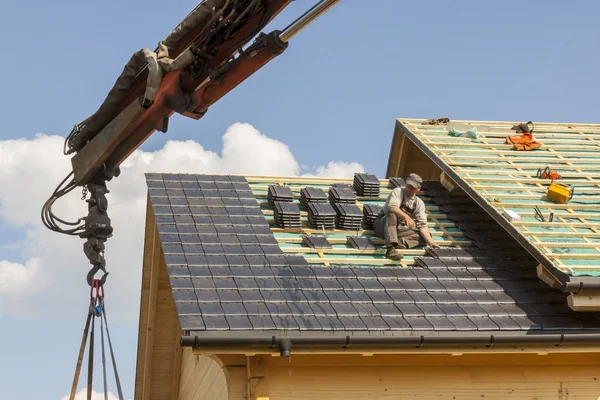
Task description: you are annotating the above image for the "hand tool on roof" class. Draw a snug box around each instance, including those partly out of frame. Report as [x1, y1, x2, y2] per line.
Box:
[534, 206, 546, 222]
[537, 166, 562, 180]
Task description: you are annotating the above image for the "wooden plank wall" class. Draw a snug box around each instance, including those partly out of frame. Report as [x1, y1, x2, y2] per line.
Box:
[177, 349, 229, 400]
[387, 124, 442, 180]
[249, 353, 600, 400]
[134, 197, 184, 400]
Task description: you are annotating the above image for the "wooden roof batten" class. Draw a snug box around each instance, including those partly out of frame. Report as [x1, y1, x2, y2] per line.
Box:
[388, 118, 600, 311]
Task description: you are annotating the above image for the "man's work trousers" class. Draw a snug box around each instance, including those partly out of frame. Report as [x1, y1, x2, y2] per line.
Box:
[374, 213, 425, 249]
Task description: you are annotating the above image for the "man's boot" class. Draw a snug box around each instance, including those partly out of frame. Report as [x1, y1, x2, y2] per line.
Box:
[386, 243, 405, 260]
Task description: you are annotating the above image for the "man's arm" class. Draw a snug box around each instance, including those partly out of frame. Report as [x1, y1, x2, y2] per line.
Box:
[389, 206, 416, 229]
[414, 200, 440, 248]
[419, 226, 440, 248]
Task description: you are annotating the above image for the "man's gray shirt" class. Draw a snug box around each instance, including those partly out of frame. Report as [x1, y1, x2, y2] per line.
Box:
[381, 187, 428, 229]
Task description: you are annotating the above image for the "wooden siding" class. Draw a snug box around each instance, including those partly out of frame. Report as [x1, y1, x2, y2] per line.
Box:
[238, 353, 600, 400]
[178, 349, 229, 400]
[134, 197, 183, 400]
[386, 126, 442, 180]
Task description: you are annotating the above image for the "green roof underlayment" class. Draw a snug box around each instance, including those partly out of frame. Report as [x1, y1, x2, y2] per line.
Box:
[395, 119, 600, 278]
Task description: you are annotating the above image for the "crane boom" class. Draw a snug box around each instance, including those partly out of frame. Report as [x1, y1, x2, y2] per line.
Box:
[42, 0, 340, 288]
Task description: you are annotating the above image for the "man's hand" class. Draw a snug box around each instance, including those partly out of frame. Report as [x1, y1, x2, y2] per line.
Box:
[427, 241, 440, 249]
[403, 215, 416, 229]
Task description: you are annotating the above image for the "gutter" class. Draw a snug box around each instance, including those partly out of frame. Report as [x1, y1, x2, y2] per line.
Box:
[563, 281, 600, 294]
[180, 333, 600, 358]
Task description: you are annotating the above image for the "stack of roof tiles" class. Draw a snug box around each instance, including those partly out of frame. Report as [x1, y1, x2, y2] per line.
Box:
[273, 201, 302, 230]
[328, 185, 356, 204]
[300, 187, 328, 208]
[328, 185, 362, 230]
[267, 184, 294, 206]
[362, 204, 382, 230]
[389, 177, 405, 189]
[333, 203, 363, 231]
[353, 173, 381, 197]
[307, 202, 336, 230]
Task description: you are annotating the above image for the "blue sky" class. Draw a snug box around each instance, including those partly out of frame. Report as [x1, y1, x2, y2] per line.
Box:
[0, 0, 599, 399]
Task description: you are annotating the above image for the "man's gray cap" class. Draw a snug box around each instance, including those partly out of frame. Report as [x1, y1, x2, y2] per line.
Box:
[406, 173, 423, 188]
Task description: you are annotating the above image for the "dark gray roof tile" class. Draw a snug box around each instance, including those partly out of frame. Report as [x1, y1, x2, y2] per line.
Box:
[379, 279, 404, 290]
[324, 290, 351, 303]
[217, 289, 242, 302]
[428, 291, 456, 304]
[197, 302, 224, 315]
[243, 302, 269, 315]
[303, 290, 330, 303]
[213, 278, 237, 289]
[408, 291, 435, 304]
[361, 279, 385, 291]
[386, 290, 414, 303]
[385, 316, 412, 330]
[222, 302, 247, 315]
[266, 302, 293, 315]
[168, 266, 190, 276]
[401, 280, 425, 291]
[353, 303, 381, 317]
[175, 302, 201, 315]
[248, 315, 276, 330]
[262, 290, 287, 302]
[338, 278, 364, 290]
[239, 289, 264, 302]
[271, 315, 300, 330]
[191, 277, 215, 289]
[446, 316, 477, 331]
[366, 290, 393, 303]
[202, 315, 230, 330]
[376, 303, 403, 316]
[417, 304, 445, 317]
[344, 290, 372, 302]
[469, 316, 500, 331]
[318, 279, 343, 290]
[295, 315, 323, 330]
[173, 289, 198, 302]
[359, 316, 390, 330]
[170, 277, 193, 289]
[225, 315, 252, 330]
[396, 303, 423, 317]
[179, 315, 205, 330]
[330, 302, 359, 316]
[338, 316, 368, 330]
[427, 316, 457, 331]
[315, 316, 345, 330]
[404, 316, 434, 330]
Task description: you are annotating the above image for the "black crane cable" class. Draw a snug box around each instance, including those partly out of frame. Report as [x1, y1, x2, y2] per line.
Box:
[41, 171, 85, 236]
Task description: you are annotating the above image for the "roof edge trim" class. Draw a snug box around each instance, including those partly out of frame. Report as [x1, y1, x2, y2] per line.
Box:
[180, 333, 600, 357]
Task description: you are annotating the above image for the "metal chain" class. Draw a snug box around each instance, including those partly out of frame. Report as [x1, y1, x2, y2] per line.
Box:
[81, 186, 89, 201]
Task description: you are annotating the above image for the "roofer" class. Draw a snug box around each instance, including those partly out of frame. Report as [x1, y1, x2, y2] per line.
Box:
[374, 173, 440, 260]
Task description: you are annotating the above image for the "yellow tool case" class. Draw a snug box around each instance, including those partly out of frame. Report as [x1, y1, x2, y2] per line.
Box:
[546, 182, 573, 204]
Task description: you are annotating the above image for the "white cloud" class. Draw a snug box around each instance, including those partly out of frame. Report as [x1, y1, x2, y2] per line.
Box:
[308, 161, 365, 178]
[60, 388, 120, 400]
[0, 123, 364, 319]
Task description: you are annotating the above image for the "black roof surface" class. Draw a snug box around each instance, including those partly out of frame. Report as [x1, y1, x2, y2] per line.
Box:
[146, 173, 600, 335]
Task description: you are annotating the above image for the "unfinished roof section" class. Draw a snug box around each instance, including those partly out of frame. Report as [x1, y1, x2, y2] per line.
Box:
[388, 119, 600, 284]
[142, 173, 600, 343]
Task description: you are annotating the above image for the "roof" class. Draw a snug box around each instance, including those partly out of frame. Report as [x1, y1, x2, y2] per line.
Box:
[390, 119, 600, 281]
[145, 172, 600, 337]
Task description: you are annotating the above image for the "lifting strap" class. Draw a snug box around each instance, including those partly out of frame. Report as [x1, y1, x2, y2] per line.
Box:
[68, 281, 124, 400]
